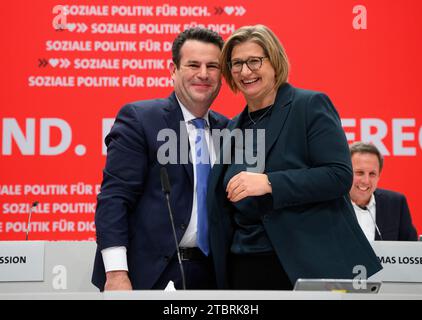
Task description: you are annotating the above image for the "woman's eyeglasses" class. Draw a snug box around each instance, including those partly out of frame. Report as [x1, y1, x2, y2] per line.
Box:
[228, 56, 268, 73]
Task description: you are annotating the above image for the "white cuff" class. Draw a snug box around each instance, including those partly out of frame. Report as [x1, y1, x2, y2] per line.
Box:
[101, 246, 128, 272]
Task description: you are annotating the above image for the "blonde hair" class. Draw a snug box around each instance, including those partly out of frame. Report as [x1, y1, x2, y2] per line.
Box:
[221, 25, 290, 92]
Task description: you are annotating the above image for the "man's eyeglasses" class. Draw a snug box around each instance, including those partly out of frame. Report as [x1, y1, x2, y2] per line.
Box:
[228, 56, 268, 73]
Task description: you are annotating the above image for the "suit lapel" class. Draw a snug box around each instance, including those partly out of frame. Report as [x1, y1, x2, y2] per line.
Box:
[209, 83, 294, 194]
[163, 93, 193, 185]
[206, 111, 233, 197]
[207, 115, 239, 204]
[374, 190, 385, 240]
[208, 111, 227, 130]
[209, 110, 228, 158]
[264, 83, 294, 159]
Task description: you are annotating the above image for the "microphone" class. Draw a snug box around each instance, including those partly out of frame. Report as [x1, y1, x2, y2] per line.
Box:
[26, 201, 39, 241]
[160, 166, 171, 194]
[160, 167, 186, 290]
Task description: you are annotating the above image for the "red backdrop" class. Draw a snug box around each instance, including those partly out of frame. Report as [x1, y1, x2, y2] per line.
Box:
[1, 0, 421, 240]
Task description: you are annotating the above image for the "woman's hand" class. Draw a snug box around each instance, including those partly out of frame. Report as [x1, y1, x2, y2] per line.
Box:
[226, 171, 272, 202]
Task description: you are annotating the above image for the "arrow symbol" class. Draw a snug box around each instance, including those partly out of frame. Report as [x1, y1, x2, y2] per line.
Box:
[59, 59, 71, 68]
[38, 58, 48, 67]
[214, 7, 223, 15]
[76, 23, 88, 33]
[235, 6, 246, 16]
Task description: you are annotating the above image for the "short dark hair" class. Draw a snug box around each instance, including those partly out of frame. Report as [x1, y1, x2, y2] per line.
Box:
[350, 142, 384, 172]
[172, 27, 224, 68]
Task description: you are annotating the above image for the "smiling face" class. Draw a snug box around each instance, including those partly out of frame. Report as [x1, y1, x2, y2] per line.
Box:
[230, 41, 277, 110]
[350, 152, 381, 206]
[170, 40, 222, 117]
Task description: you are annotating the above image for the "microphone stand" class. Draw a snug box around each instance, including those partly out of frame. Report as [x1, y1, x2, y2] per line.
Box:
[161, 167, 186, 290]
[26, 201, 39, 241]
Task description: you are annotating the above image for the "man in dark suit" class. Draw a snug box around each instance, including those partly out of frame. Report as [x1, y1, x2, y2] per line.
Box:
[349, 142, 418, 241]
[92, 28, 229, 291]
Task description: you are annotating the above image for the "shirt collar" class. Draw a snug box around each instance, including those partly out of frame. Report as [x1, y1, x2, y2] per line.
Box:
[175, 94, 210, 127]
[352, 193, 376, 211]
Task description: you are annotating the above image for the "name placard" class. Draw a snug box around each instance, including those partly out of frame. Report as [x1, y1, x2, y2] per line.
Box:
[369, 241, 422, 282]
[0, 241, 45, 282]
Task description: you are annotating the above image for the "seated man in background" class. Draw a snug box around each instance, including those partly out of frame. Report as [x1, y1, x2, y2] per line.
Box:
[349, 141, 418, 241]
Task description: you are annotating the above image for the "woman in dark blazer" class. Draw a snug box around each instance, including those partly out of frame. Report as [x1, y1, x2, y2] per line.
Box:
[207, 25, 382, 290]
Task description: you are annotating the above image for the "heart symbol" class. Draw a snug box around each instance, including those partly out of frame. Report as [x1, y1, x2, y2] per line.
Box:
[49, 59, 59, 67]
[67, 23, 76, 32]
[224, 6, 234, 15]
